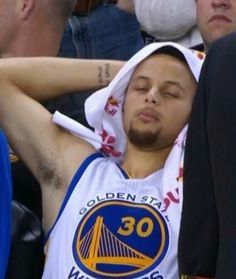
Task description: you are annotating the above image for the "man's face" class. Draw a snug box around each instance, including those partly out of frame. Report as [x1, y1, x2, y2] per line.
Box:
[196, 0, 236, 49]
[123, 54, 196, 151]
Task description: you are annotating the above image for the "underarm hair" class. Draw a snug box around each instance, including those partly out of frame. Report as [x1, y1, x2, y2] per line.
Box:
[38, 157, 65, 190]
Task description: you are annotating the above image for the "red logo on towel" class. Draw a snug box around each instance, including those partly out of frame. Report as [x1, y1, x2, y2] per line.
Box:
[192, 50, 205, 60]
[105, 96, 121, 116]
[163, 188, 179, 211]
[107, 96, 119, 107]
[100, 129, 121, 157]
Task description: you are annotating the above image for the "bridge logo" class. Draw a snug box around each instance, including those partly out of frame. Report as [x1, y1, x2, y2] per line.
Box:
[73, 200, 170, 278]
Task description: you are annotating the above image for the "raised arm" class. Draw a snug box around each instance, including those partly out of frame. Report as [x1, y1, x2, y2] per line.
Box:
[0, 57, 123, 230]
[0, 57, 123, 177]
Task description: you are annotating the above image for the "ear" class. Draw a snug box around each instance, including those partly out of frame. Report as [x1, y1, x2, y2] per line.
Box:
[18, 0, 35, 20]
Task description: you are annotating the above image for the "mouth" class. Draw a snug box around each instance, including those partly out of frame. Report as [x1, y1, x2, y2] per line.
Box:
[137, 110, 160, 123]
[209, 15, 232, 23]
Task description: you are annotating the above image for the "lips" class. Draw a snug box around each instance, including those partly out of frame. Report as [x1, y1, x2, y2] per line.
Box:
[209, 14, 232, 23]
[137, 109, 160, 123]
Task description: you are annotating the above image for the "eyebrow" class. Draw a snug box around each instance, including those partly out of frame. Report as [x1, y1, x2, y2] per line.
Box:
[132, 76, 150, 82]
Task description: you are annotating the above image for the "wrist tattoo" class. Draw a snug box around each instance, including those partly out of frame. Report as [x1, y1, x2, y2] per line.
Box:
[98, 63, 111, 86]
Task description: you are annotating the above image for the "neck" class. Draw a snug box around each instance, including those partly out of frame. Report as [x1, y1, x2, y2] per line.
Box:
[0, 26, 62, 58]
[121, 143, 172, 179]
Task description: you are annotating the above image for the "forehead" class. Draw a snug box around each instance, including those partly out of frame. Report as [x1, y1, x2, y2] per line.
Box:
[131, 54, 192, 81]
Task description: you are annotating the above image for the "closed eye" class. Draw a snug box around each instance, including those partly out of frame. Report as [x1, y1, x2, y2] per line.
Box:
[163, 91, 178, 98]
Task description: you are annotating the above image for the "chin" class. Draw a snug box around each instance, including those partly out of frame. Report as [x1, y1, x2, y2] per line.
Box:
[127, 127, 160, 149]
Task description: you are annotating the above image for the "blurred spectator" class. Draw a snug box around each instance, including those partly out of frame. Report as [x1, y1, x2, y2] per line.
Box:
[196, 0, 236, 51]
[60, 0, 143, 60]
[134, 0, 203, 50]
[0, 0, 76, 58]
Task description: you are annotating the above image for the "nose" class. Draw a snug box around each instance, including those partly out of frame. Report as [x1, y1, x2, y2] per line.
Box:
[212, 0, 230, 7]
[145, 89, 159, 105]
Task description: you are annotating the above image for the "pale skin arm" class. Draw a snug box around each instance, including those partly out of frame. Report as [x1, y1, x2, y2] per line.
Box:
[0, 57, 124, 231]
[0, 57, 124, 101]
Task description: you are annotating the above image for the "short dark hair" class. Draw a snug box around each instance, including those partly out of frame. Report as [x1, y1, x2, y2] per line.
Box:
[151, 46, 197, 81]
[152, 46, 188, 66]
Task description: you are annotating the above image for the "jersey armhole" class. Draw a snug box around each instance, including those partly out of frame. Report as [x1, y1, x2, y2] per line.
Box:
[45, 152, 104, 242]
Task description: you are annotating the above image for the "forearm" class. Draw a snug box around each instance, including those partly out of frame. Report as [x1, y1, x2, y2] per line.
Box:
[0, 57, 124, 101]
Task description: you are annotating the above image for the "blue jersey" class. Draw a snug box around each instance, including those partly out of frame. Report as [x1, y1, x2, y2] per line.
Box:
[0, 130, 12, 279]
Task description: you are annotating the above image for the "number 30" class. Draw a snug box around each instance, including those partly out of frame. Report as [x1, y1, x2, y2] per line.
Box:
[117, 216, 153, 238]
